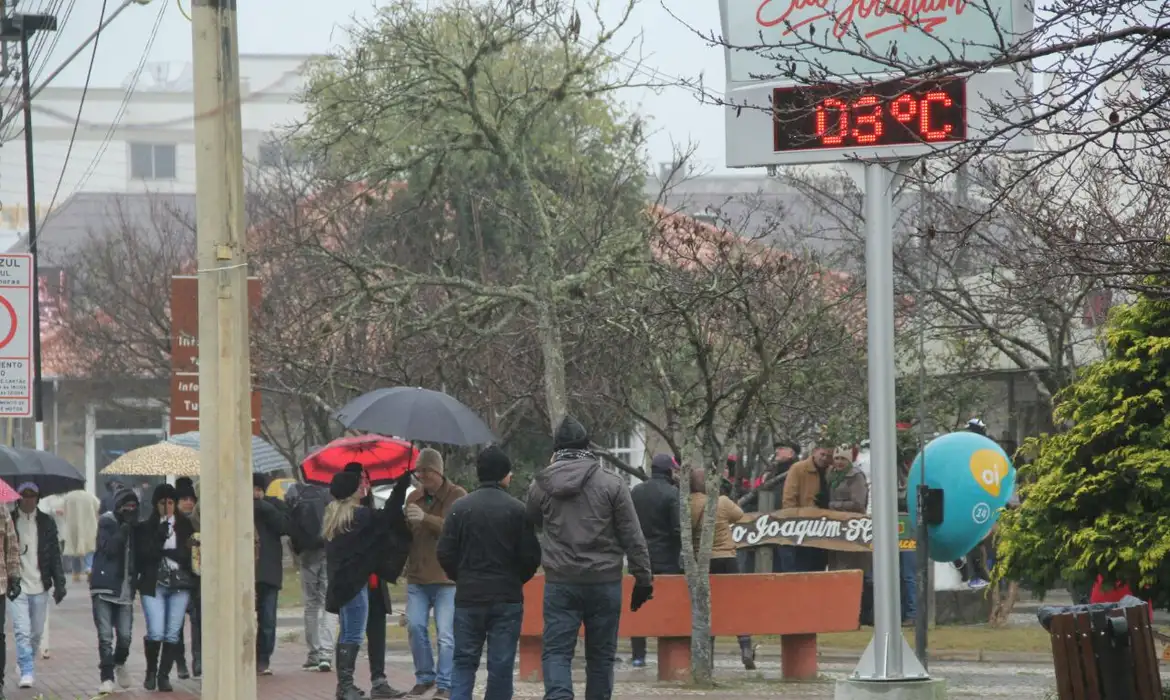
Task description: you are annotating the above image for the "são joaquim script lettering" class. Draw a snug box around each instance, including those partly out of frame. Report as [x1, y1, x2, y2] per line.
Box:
[732, 513, 874, 549]
[755, 0, 968, 41]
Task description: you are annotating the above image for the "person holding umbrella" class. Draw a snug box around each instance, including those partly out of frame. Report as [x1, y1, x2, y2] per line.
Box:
[9, 482, 66, 689]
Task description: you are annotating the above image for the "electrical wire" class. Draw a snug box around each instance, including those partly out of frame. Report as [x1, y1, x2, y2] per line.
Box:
[175, 0, 190, 22]
[40, 0, 106, 229]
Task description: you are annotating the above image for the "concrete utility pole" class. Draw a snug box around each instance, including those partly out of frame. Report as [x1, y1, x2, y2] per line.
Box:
[190, 0, 256, 697]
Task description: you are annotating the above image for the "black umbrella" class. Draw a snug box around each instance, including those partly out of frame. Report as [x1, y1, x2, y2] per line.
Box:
[0, 446, 85, 496]
[334, 387, 497, 446]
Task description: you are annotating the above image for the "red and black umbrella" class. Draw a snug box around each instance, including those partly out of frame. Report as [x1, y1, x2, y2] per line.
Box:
[301, 435, 419, 486]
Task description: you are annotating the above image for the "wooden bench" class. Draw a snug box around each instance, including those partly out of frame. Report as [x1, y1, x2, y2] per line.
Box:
[1048, 604, 1162, 700]
[519, 570, 863, 682]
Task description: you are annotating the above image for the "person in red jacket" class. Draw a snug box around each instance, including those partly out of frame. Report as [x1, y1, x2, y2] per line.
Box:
[1089, 576, 1152, 620]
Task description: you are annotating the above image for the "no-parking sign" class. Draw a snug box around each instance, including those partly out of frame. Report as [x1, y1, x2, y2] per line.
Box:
[0, 254, 33, 417]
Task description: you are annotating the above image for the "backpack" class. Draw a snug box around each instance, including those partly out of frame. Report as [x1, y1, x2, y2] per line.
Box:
[287, 485, 327, 554]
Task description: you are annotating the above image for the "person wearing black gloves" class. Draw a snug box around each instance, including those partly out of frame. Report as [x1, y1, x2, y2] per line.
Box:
[0, 493, 20, 694]
[526, 416, 653, 700]
[324, 469, 412, 700]
[628, 453, 681, 668]
[90, 488, 143, 695]
[438, 445, 541, 700]
[253, 474, 290, 676]
[173, 478, 199, 680]
[780, 444, 833, 572]
[9, 482, 66, 690]
[137, 483, 197, 693]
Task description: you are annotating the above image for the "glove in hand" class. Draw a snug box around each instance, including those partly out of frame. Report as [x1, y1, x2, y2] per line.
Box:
[630, 582, 654, 612]
[6, 578, 20, 602]
[53, 587, 65, 605]
[405, 504, 425, 524]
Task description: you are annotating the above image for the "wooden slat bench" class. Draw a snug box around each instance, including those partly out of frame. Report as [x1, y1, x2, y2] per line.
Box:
[518, 570, 863, 682]
[1048, 604, 1162, 700]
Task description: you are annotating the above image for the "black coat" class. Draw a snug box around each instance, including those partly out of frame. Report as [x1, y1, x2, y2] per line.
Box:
[630, 473, 682, 575]
[254, 497, 289, 589]
[10, 508, 66, 594]
[325, 479, 411, 614]
[436, 483, 541, 606]
[134, 511, 196, 597]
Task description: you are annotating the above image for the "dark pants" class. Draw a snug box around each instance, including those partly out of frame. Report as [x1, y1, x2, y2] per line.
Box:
[92, 597, 133, 682]
[542, 582, 622, 700]
[709, 558, 753, 652]
[367, 585, 388, 681]
[773, 545, 797, 572]
[899, 550, 917, 622]
[631, 565, 682, 663]
[954, 543, 990, 581]
[179, 588, 201, 659]
[256, 583, 279, 664]
[792, 546, 828, 572]
[451, 603, 523, 700]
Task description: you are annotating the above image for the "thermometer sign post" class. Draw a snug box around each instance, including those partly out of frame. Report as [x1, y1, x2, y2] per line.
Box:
[716, 0, 1032, 692]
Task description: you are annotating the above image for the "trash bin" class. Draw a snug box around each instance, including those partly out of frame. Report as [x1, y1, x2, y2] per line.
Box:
[1038, 597, 1162, 700]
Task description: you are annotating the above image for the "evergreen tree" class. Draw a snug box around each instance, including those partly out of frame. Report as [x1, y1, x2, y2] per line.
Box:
[996, 293, 1170, 605]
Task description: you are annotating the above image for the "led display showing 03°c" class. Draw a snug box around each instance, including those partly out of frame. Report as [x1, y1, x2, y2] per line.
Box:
[772, 78, 967, 153]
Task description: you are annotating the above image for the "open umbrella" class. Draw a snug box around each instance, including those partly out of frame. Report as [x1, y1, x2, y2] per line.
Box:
[0, 479, 19, 503]
[334, 387, 497, 446]
[302, 435, 418, 486]
[0, 447, 84, 496]
[102, 442, 201, 478]
[167, 431, 292, 474]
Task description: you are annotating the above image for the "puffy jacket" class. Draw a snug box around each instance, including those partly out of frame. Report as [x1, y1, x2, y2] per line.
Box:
[11, 507, 66, 594]
[525, 450, 652, 586]
[828, 466, 868, 514]
[436, 483, 541, 606]
[630, 473, 682, 574]
[689, 493, 744, 559]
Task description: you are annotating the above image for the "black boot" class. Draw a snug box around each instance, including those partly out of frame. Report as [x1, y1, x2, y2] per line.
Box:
[740, 637, 757, 670]
[192, 651, 201, 680]
[335, 643, 364, 700]
[175, 640, 189, 680]
[143, 639, 160, 691]
[156, 642, 176, 692]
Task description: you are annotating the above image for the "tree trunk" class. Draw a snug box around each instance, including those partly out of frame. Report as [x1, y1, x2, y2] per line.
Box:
[535, 299, 569, 432]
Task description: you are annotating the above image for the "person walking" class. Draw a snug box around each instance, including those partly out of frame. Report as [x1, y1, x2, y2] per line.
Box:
[686, 468, 757, 670]
[9, 482, 66, 689]
[437, 445, 541, 700]
[403, 449, 466, 699]
[90, 487, 143, 696]
[325, 469, 412, 700]
[0, 497, 20, 697]
[628, 453, 681, 668]
[174, 477, 200, 679]
[285, 470, 336, 673]
[526, 416, 654, 700]
[35, 491, 65, 661]
[138, 484, 197, 692]
[253, 474, 290, 676]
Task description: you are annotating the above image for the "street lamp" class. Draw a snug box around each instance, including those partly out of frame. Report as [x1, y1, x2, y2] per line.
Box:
[1, 12, 58, 450]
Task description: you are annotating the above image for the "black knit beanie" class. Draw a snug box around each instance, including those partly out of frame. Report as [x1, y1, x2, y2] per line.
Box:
[330, 471, 360, 501]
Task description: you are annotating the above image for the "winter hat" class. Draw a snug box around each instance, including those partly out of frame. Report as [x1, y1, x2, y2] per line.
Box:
[833, 445, 853, 462]
[330, 471, 360, 501]
[476, 445, 512, 483]
[175, 477, 197, 502]
[416, 448, 444, 476]
[553, 415, 590, 451]
[253, 473, 270, 492]
[152, 483, 178, 506]
[15, 481, 38, 496]
[343, 462, 365, 476]
[650, 453, 678, 476]
[113, 488, 139, 512]
[967, 418, 988, 436]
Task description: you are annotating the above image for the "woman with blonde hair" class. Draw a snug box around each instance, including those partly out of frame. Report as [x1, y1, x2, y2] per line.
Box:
[325, 465, 412, 700]
[688, 468, 757, 670]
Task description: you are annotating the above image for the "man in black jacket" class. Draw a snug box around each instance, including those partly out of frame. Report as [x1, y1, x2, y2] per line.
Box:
[90, 488, 142, 695]
[628, 453, 681, 668]
[10, 482, 66, 689]
[437, 445, 540, 700]
[253, 474, 290, 676]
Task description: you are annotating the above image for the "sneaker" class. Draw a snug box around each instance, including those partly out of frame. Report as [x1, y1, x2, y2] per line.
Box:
[18, 674, 33, 688]
[302, 659, 319, 671]
[407, 683, 435, 696]
[318, 658, 332, 672]
[115, 664, 132, 689]
[631, 658, 646, 668]
[41, 648, 51, 659]
[370, 679, 407, 698]
[98, 680, 116, 695]
[741, 644, 758, 671]
[258, 664, 274, 676]
[968, 578, 990, 590]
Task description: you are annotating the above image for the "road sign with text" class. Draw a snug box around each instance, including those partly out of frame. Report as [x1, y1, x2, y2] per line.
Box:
[0, 254, 33, 417]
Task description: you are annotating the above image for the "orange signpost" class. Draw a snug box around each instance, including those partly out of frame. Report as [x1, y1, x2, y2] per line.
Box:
[169, 276, 262, 436]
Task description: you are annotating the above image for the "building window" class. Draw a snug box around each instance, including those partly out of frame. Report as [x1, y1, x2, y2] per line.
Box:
[604, 425, 647, 486]
[129, 143, 177, 180]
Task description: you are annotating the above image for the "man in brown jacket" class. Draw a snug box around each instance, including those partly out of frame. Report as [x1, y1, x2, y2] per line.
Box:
[403, 448, 467, 699]
[780, 444, 834, 572]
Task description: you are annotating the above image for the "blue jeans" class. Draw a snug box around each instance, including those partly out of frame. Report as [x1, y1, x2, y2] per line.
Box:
[256, 583, 279, 664]
[407, 584, 455, 690]
[93, 597, 133, 682]
[9, 591, 48, 676]
[338, 587, 368, 645]
[451, 603, 523, 700]
[141, 584, 191, 643]
[542, 582, 622, 700]
[900, 550, 918, 622]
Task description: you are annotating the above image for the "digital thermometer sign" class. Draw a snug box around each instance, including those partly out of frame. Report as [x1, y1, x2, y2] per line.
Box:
[772, 77, 967, 153]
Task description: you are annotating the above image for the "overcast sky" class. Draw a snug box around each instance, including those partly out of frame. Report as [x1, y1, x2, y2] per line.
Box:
[34, 0, 741, 176]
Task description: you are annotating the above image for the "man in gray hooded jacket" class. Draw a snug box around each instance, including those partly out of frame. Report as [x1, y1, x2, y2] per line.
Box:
[526, 416, 653, 700]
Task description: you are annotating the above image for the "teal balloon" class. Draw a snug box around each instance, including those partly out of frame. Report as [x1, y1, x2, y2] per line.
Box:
[906, 431, 1016, 562]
